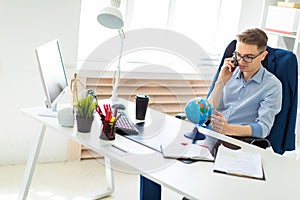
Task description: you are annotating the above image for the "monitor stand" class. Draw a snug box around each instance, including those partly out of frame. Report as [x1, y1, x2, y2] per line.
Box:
[184, 127, 206, 140]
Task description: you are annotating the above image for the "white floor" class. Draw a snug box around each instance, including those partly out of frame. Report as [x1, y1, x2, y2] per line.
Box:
[0, 158, 182, 200]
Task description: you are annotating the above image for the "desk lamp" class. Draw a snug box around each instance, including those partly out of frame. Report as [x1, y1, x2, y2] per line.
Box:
[97, 0, 125, 105]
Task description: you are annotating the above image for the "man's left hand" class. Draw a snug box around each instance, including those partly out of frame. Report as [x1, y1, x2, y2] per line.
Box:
[211, 110, 228, 134]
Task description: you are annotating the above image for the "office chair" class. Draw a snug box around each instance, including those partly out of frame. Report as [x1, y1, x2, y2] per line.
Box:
[207, 40, 298, 154]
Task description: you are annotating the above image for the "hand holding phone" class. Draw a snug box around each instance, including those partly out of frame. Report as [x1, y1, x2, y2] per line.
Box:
[221, 57, 238, 82]
[228, 55, 238, 72]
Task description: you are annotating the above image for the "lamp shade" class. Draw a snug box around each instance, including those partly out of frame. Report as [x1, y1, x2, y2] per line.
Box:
[97, 6, 124, 29]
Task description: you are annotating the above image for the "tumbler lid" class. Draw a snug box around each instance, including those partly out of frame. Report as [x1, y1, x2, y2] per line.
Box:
[135, 94, 149, 99]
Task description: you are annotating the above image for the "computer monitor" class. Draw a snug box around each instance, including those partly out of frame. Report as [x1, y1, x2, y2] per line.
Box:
[35, 39, 68, 117]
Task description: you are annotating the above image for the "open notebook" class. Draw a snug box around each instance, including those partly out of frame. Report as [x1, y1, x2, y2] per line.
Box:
[160, 143, 214, 161]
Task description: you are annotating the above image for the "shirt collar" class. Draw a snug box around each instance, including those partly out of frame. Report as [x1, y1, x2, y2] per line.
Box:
[234, 65, 264, 84]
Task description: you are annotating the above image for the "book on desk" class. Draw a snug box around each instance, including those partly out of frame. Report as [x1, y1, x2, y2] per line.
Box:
[160, 142, 214, 161]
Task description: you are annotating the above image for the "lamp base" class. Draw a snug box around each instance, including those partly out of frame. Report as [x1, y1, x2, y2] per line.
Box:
[111, 95, 126, 110]
[184, 127, 206, 140]
[111, 103, 125, 110]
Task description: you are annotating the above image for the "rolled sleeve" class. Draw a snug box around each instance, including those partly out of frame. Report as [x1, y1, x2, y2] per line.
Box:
[250, 123, 263, 138]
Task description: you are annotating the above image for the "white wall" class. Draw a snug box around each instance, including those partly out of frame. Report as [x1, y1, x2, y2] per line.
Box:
[0, 0, 81, 165]
[215, 0, 272, 51]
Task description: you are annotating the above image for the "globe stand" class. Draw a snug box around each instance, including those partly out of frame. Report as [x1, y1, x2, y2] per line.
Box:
[184, 126, 206, 140]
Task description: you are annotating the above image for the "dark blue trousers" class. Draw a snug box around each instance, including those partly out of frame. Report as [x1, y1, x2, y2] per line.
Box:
[140, 175, 161, 200]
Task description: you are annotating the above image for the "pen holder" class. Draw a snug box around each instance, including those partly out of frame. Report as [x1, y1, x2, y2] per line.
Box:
[100, 120, 115, 140]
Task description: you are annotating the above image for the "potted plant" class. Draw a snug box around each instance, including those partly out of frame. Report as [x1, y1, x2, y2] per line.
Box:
[74, 93, 98, 133]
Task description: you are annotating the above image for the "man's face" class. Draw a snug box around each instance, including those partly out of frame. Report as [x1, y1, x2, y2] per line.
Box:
[235, 41, 267, 74]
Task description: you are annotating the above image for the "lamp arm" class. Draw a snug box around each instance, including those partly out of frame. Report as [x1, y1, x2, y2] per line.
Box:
[111, 28, 125, 103]
[111, 0, 121, 8]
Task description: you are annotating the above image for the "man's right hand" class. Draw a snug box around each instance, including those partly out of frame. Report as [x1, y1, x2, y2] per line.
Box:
[219, 57, 238, 84]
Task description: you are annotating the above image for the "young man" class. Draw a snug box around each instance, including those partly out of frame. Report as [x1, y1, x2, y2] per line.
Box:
[208, 28, 282, 138]
[140, 28, 282, 200]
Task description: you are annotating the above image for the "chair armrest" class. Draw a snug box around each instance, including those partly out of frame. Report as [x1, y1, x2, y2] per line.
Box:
[233, 136, 271, 149]
[175, 113, 186, 120]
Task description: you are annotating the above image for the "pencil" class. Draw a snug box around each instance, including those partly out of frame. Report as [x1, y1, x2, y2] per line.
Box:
[115, 114, 122, 123]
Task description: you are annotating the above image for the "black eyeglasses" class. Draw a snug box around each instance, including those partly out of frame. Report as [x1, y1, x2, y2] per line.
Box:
[233, 51, 264, 63]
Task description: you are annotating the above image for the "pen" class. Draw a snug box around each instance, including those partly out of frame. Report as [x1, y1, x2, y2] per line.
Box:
[103, 104, 112, 122]
[115, 114, 122, 123]
[113, 107, 118, 117]
[96, 106, 105, 121]
[111, 144, 128, 153]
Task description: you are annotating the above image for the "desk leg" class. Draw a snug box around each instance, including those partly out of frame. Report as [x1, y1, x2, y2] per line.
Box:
[81, 156, 115, 199]
[18, 125, 114, 200]
[104, 156, 115, 193]
[18, 125, 46, 200]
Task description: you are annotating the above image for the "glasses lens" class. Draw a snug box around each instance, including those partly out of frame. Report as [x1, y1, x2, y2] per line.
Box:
[234, 52, 252, 63]
[243, 56, 252, 63]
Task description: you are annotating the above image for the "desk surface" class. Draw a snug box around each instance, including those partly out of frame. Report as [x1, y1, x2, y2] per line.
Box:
[22, 99, 300, 200]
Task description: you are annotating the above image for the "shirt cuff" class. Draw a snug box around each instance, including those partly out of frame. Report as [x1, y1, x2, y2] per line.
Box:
[250, 124, 263, 138]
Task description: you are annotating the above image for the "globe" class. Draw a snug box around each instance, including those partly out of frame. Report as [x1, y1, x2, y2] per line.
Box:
[185, 97, 212, 126]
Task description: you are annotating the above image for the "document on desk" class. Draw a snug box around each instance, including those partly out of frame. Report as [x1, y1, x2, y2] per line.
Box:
[160, 143, 214, 161]
[213, 145, 264, 180]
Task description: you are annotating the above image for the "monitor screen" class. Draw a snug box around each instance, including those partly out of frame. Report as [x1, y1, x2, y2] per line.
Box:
[35, 39, 68, 116]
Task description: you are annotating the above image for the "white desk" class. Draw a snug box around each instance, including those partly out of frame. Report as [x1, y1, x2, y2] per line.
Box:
[147, 127, 300, 199]
[19, 99, 300, 200]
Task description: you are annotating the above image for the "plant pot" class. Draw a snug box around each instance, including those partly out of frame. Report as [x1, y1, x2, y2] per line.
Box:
[76, 115, 94, 133]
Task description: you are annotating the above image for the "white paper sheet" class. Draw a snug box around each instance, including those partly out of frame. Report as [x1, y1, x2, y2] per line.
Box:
[213, 145, 263, 179]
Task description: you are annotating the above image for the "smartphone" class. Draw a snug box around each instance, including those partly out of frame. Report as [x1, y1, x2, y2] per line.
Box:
[232, 55, 238, 67]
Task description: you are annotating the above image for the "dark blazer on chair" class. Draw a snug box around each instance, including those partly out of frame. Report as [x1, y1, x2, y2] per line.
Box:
[207, 40, 298, 154]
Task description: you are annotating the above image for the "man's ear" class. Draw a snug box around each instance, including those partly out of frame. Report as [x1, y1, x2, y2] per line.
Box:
[261, 50, 268, 61]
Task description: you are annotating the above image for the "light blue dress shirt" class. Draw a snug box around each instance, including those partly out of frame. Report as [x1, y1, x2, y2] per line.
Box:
[217, 66, 282, 138]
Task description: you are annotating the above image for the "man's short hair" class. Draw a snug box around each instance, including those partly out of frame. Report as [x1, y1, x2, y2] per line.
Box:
[236, 28, 268, 51]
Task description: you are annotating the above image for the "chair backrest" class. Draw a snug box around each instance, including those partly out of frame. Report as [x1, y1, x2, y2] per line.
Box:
[207, 40, 298, 154]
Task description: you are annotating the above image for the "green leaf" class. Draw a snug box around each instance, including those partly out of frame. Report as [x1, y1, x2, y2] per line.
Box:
[74, 94, 97, 118]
